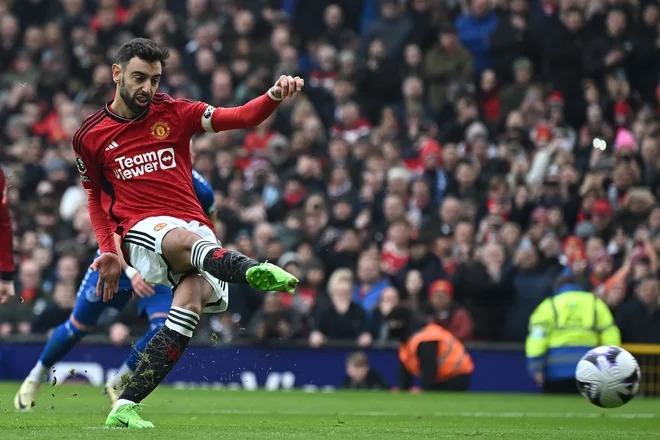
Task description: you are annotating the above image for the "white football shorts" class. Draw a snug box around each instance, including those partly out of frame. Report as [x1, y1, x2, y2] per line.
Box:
[123, 215, 228, 313]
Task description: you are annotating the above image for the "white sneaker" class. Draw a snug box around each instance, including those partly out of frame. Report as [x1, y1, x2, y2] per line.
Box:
[14, 379, 40, 410]
[104, 383, 123, 407]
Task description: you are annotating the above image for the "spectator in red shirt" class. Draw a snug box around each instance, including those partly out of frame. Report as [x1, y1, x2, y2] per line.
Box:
[428, 279, 474, 341]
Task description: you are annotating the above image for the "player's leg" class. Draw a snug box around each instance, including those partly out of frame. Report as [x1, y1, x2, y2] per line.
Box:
[105, 274, 211, 429]
[15, 270, 123, 410]
[161, 228, 298, 293]
[105, 285, 171, 404]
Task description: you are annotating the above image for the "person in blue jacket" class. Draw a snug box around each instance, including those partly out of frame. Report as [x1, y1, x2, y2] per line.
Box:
[455, 0, 498, 75]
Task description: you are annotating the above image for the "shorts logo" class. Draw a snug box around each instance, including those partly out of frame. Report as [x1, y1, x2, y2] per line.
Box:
[150, 121, 171, 140]
[75, 156, 87, 174]
[154, 222, 167, 232]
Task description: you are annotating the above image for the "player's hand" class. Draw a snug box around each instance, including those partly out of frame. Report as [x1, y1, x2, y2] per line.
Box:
[91, 252, 121, 303]
[130, 272, 155, 298]
[0, 281, 15, 304]
[271, 75, 304, 99]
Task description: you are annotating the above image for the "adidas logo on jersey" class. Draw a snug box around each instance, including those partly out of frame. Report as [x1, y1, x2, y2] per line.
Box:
[113, 148, 177, 180]
[105, 141, 119, 151]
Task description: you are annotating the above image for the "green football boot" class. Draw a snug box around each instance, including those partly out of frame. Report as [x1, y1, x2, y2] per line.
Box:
[105, 404, 154, 428]
[246, 262, 299, 294]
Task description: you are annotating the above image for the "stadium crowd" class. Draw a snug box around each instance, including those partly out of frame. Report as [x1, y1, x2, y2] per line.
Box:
[2, 0, 660, 347]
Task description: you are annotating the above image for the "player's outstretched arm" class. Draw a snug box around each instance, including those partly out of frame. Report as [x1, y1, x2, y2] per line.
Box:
[205, 75, 304, 132]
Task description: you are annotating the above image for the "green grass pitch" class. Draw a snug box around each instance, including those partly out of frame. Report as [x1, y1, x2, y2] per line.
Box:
[1, 383, 659, 439]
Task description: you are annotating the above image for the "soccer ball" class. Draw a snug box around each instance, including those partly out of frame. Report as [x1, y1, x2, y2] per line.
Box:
[575, 346, 641, 408]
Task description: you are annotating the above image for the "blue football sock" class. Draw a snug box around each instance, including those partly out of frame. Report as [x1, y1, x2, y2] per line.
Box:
[39, 320, 87, 368]
[124, 317, 167, 371]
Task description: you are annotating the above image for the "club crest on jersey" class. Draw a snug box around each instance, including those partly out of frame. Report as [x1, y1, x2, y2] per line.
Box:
[150, 121, 171, 140]
[75, 156, 87, 174]
[154, 222, 167, 232]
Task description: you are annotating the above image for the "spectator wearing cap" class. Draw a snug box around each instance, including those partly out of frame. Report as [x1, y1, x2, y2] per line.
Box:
[395, 232, 446, 298]
[353, 252, 392, 316]
[452, 242, 511, 340]
[455, 0, 498, 75]
[500, 57, 540, 118]
[425, 24, 473, 111]
[587, 198, 614, 241]
[417, 138, 449, 204]
[616, 276, 660, 343]
[428, 279, 473, 342]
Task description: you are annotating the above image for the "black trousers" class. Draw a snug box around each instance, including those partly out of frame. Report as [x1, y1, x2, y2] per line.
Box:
[543, 379, 579, 394]
[433, 374, 471, 392]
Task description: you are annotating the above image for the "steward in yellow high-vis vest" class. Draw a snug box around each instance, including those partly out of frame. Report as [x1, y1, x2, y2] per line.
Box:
[525, 276, 621, 393]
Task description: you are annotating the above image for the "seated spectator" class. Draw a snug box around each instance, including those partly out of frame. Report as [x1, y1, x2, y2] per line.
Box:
[249, 293, 299, 344]
[617, 276, 660, 343]
[342, 351, 388, 390]
[309, 269, 371, 348]
[427, 280, 474, 342]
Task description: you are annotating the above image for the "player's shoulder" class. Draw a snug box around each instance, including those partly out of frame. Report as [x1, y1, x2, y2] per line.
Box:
[72, 107, 110, 155]
[151, 93, 202, 108]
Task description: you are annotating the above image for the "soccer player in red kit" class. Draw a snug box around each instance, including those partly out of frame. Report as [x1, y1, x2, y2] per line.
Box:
[73, 38, 302, 428]
[0, 168, 15, 303]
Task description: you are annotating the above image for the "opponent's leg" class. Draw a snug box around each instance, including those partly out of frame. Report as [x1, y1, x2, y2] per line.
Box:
[105, 275, 210, 429]
[15, 317, 90, 410]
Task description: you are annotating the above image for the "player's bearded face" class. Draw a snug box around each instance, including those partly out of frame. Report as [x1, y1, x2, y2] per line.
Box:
[119, 74, 152, 114]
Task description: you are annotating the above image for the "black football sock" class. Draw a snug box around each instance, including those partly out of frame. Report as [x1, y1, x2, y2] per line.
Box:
[190, 239, 258, 284]
[119, 307, 198, 403]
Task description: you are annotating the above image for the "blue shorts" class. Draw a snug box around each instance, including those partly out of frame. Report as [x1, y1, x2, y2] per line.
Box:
[73, 266, 172, 328]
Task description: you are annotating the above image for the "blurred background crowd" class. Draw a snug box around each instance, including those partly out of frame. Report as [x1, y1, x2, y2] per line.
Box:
[2, 0, 660, 348]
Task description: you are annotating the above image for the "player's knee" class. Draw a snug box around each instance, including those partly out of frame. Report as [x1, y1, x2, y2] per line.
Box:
[161, 228, 202, 273]
[69, 315, 94, 335]
[149, 316, 167, 331]
[65, 318, 90, 340]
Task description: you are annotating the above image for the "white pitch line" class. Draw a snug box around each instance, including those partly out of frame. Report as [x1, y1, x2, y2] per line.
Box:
[161, 409, 658, 419]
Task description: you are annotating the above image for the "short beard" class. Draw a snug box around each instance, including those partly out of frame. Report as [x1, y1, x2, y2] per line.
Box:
[119, 76, 150, 115]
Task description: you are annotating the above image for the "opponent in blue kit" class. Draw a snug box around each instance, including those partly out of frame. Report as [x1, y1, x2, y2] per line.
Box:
[15, 169, 215, 410]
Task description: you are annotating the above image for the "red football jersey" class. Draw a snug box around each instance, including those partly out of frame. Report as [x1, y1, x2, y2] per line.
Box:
[0, 168, 14, 280]
[73, 92, 280, 250]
